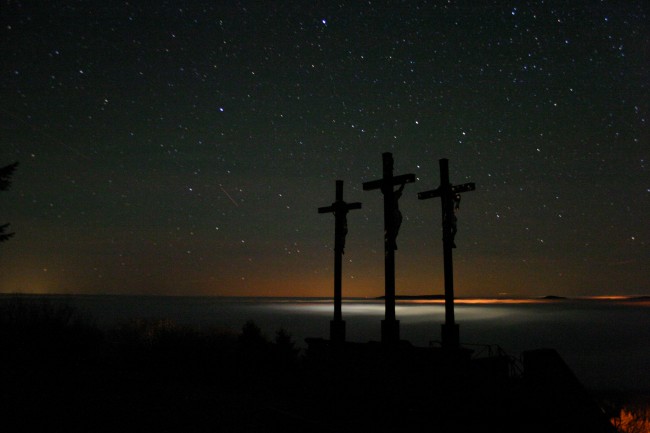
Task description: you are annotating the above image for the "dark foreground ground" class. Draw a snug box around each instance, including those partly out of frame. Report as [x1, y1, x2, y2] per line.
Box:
[0, 298, 645, 433]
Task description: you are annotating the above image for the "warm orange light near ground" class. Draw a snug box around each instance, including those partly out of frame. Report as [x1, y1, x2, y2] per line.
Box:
[402, 298, 552, 305]
[611, 406, 650, 433]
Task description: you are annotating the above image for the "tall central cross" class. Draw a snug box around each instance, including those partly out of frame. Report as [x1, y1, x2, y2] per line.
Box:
[418, 158, 475, 349]
[363, 152, 415, 344]
[318, 180, 361, 343]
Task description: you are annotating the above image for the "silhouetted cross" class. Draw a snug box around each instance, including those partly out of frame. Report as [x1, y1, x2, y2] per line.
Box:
[363, 152, 415, 344]
[418, 158, 475, 348]
[318, 180, 361, 343]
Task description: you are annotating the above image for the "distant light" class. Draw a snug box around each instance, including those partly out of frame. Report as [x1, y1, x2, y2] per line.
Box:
[321, 19, 327, 25]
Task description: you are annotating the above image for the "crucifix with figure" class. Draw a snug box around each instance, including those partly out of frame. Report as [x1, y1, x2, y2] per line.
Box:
[318, 180, 362, 343]
[363, 153, 415, 344]
[418, 158, 475, 349]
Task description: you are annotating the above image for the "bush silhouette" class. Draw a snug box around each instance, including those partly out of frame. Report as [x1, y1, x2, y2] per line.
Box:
[0, 296, 102, 367]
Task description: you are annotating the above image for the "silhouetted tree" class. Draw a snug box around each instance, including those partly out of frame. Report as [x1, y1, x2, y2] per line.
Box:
[1, 162, 18, 242]
[274, 328, 300, 367]
[238, 320, 267, 346]
[274, 328, 294, 347]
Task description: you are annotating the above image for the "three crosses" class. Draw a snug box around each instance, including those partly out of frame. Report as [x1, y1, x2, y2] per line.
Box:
[319, 153, 475, 347]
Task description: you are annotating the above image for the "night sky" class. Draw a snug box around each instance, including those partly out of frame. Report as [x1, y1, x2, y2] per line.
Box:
[1, 2, 648, 298]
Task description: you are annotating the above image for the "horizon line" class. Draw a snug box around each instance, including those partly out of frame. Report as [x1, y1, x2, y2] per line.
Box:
[1, 292, 648, 301]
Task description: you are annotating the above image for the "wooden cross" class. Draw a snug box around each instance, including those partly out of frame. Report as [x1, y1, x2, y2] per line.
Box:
[363, 152, 415, 344]
[318, 180, 361, 343]
[418, 158, 475, 349]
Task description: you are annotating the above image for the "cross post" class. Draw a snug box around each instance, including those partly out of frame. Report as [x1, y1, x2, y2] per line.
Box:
[418, 158, 475, 349]
[363, 152, 415, 344]
[318, 180, 361, 343]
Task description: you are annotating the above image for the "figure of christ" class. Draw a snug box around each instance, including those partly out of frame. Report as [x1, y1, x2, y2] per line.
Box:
[335, 209, 348, 254]
[386, 182, 406, 251]
[449, 193, 461, 248]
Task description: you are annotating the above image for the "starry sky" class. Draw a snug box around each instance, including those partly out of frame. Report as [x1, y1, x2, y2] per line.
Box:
[1, 1, 648, 298]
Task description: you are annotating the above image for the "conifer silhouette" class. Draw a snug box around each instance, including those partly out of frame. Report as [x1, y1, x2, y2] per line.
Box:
[1, 162, 18, 242]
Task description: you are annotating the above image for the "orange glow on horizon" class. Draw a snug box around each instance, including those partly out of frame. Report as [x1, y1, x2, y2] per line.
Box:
[400, 298, 557, 305]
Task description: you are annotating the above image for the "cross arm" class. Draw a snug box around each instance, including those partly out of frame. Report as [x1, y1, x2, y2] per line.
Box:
[418, 182, 475, 200]
[318, 201, 362, 214]
[362, 173, 416, 191]
[417, 188, 441, 200]
[452, 183, 476, 194]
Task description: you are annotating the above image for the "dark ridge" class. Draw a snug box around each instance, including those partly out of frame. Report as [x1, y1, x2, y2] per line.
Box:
[540, 295, 568, 300]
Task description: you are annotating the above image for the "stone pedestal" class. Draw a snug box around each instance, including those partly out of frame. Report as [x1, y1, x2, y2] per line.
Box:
[381, 319, 400, 344]
[330, 320, 346, 343]
[441, 323, 459, 348]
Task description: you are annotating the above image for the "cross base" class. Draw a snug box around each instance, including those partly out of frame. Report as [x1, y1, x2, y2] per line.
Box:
[330, 320, 346, 344]
[381, 319, 400, 344]
[441, 323, 460, 349]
